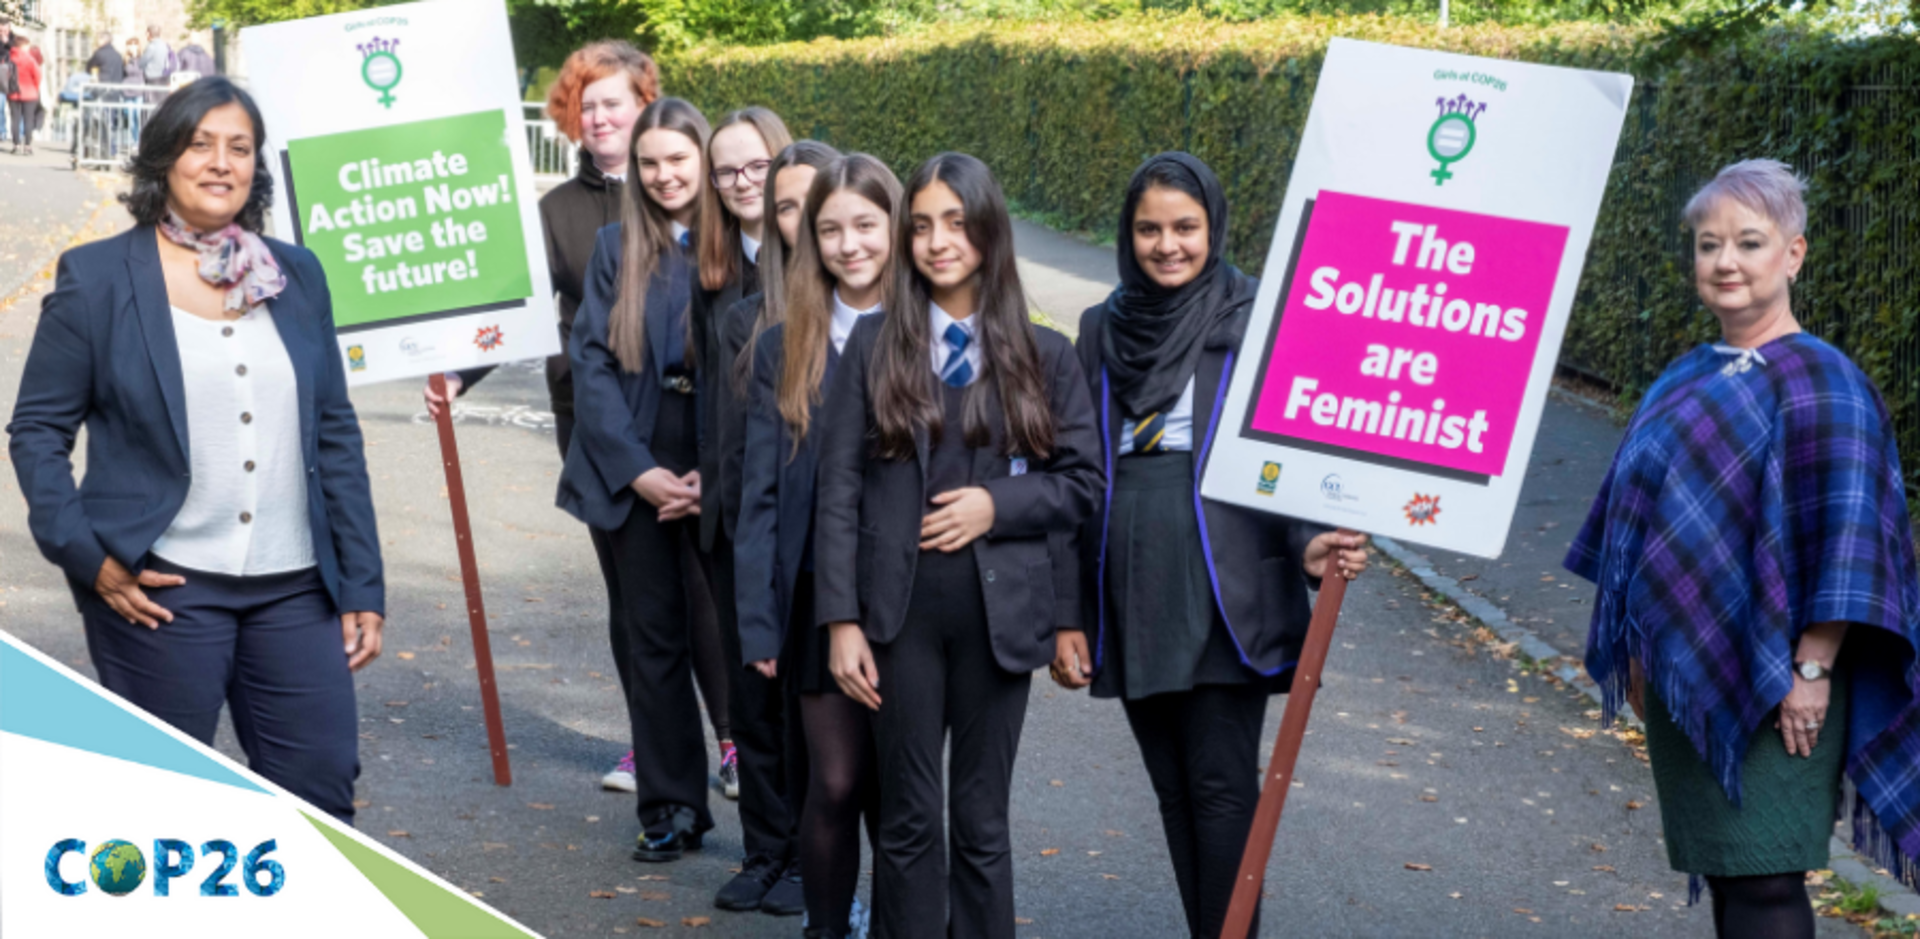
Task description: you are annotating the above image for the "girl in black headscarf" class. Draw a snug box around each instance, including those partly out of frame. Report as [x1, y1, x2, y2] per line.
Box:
[1054, 153, 1369, 939]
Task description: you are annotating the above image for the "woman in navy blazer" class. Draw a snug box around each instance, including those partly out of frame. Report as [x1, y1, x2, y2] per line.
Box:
[6, 79, 382, 824]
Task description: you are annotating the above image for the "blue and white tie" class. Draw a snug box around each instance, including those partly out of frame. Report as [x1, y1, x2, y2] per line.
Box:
[678, 230, 691, 249]
[941, 322, 974, 388]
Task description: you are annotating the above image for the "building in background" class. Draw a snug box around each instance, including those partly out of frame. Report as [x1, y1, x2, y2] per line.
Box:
[26, 0, 236, 98]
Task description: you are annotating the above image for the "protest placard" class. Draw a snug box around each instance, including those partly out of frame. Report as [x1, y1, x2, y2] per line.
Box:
[243, 0, 555, 387]
[1200, 38, 1632, 558]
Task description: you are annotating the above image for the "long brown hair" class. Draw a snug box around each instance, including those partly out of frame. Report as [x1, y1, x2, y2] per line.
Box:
[698, 107, 793, 292]
[779, 154, 902, 452]
[871, 153, 1054, 460]
[610, 97, 709, 374]
[734, 140, 841, 394]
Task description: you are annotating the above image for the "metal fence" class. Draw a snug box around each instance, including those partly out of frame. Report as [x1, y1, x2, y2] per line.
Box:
[71, 82, 169, 171]
[523, 103, 576, 185]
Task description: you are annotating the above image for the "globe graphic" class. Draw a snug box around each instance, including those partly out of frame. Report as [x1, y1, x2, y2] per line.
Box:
[89, 840, 146, 896]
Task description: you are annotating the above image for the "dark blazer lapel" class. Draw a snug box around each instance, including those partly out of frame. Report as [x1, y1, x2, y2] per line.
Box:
[971, 375, 1006, 483]
[128, 227, 190, 463]
[647, 255, 675, 378]
[270, 246, 318, 451]
[1194, 347, 1225, 463]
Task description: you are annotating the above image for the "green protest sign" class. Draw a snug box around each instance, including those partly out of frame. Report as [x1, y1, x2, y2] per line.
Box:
[286, 109, 533, 330]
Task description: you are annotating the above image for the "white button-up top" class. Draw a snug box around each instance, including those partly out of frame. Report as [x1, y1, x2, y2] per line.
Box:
[149, 305, 316, 575]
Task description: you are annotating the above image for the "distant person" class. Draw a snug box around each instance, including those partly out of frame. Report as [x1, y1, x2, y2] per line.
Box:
[6, 78, 385, 826]
[86, 31, 125, 84]
[138, 25, 172, 87]
[8, 35, 39, 155]
[1568, 159, 1920, 939]
[177, 35, 215, 78]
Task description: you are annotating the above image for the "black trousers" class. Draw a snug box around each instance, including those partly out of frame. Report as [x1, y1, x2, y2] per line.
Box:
[713, 530, 798, 862]
[80, 561, 360, 824]
[8, 99, 37, 146]
[870, 550, 1030, 939]
[1122, 683, 1270, 939]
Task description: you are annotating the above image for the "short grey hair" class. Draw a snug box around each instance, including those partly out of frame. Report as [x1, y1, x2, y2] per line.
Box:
[1684, 159, 1808, 238]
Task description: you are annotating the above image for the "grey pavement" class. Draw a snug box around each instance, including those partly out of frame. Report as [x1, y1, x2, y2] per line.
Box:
[0, 178, 1872, 937]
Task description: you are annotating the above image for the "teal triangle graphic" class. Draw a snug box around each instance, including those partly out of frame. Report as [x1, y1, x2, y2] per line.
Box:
[0, 633, 267, 794]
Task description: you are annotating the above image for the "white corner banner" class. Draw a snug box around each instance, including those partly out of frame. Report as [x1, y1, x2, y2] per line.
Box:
[243, 0, 558, 387]
[1199, 39, 1632, 558]
[0, 631, 541, 937]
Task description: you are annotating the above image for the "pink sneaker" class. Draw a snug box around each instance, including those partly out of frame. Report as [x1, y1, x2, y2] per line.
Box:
[719, 742, 739, 800]
[601, 750, 636, 793]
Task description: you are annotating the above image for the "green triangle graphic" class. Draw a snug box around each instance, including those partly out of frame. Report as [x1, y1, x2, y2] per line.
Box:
[303, 812, 537, 938]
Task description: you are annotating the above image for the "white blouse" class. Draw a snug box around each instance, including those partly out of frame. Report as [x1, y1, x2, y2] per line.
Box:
[149, 305, 316, 576]
[829, 290, 880, 354]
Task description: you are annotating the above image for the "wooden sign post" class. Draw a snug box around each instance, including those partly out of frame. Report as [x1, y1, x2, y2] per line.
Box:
[1219, 566, 1348, 938]
[429, 373, 512, 787]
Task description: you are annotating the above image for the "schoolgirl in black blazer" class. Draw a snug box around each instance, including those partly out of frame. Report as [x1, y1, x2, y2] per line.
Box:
[735, 151, 898, 938]
[555, 96, 721, 863]
[1051, 153, 1369, 939]
[813, 153, 1102, 939]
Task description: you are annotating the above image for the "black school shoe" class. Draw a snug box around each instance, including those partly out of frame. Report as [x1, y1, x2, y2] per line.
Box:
[758, 861, 804, 916]
[713, 853, 782, 911]
[631, 805, 706, 863]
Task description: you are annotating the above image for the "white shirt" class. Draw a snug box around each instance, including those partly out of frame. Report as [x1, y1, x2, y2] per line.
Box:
[671, 221, 690, 248]
[830, 290, 881, 355]
[929, 301, 982, 387]
[150, 305, 315, 576]
[1118, 378, 1196, 455]
[741, 232, 761, 265]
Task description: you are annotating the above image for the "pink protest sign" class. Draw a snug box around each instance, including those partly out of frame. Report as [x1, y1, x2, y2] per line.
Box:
[1245, 190, 1569, 482]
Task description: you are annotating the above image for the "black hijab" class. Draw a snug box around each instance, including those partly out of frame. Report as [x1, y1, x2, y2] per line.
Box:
[1100, 152, 1258, 419]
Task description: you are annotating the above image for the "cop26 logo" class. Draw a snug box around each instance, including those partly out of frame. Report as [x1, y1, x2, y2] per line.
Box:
[358, 36, 403, 108]
[1427, 95, 1487, 186]
[45, 838, 286, 898]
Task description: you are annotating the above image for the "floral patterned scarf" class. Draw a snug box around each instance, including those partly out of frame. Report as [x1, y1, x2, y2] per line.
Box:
[158, 212, 287, 313]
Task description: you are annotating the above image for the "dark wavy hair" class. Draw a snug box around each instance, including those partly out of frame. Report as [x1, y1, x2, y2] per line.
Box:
[120, 77, 274, 233]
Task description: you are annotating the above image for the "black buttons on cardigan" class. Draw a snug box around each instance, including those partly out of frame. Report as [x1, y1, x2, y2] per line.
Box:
[236, 364, 248, 377]
[240, 412, 252, 424]
[244, 460, 256, 472]
[239, 512, 253, 524]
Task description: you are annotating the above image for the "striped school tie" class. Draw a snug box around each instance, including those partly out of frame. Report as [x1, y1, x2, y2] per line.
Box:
[941, 322, 973, 388]
[678, 230, 691, 249]
[1132, 410, 1168, 453]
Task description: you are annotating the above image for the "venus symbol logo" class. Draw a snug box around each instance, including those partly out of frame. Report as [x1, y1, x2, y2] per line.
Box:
[357, 37, 402, 108]
[1426, 94, 1487, 186]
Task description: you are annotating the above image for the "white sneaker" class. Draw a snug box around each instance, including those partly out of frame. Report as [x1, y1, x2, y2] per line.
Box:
[601, 750, 636, 792]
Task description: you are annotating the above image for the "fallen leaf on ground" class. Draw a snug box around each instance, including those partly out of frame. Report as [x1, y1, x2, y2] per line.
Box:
[1592, 865, 1616, 872]
[682, 917, 711, 927]
[387, 830, 410, 838]
[396, 652, 415, 660]
[1049, 780, 1064, 787]
[1405, 863, 1433, 871]
[528, 803, 555, 810]
[590, 890, 618, 899]
[1626, 800, 1645, 810]
[1614, 904, 1649, 912]
[1449, 892, 1463, 899]
[490, 877, 506, 884]
[1040, 848, 1060, 856]
[1016, 918, 1033, 925]
[1514, 908, 1533, 914]
[482, 843, 510, 851]
[636, 919, 665, 928]
[640, 890, 669, 901]
[1101, 874, 1121, 880]
[1420, 795, 1438, 802]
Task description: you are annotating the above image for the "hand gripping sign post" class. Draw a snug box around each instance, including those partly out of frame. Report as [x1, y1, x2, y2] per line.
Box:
[243, 0, 560, 786]
[1199, 40, 1631, 936]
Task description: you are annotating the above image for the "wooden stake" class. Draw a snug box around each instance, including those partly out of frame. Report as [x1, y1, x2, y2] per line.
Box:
[1219, 567, 1350, 939]
[428, 373, 512, 786]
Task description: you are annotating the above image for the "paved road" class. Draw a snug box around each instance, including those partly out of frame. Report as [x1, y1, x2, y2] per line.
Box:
[0, 187, 1865, 936]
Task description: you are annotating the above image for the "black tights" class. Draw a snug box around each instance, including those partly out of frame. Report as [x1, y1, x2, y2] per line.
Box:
[799, 690, 878, 935]
[681, 537, 730, 744]
[1707, 873, 1814, 939]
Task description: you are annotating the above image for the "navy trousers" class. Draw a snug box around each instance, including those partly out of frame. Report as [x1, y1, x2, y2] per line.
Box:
[80, 558, 361, 824]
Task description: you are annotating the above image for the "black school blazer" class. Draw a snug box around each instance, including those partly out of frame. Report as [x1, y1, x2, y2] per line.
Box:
[1074, 303, 1326, 685]
[813, 314, 1104, 674]
[692, 245, 758, 550]
[733, 320, 827, 665]
[555, 224, 696, 532]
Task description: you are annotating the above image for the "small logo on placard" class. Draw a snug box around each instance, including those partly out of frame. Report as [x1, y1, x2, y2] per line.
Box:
[357, 37, 403, 109]
[473, 325, 504, 351]
[346, 345, 367, 371]
[1403, 493, 1442, 526]
[1427, 94, 1486, 186]
[1257, 462, 1282, 496]
[1320, 473, 1360, 502]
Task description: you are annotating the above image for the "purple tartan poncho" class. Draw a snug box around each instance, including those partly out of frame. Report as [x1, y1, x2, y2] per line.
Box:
[1566, 333, 1920, 888]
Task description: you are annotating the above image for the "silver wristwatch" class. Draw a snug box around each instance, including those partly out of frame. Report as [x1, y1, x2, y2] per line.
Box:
[1796, 660, 1831, 681]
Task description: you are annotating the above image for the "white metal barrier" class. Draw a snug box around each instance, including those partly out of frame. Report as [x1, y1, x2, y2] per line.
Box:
[523, 102, 576, 185]
[73, 82, 168, 171]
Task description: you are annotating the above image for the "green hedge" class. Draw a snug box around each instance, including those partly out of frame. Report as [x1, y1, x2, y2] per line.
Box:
[662, 17, 1920, 493]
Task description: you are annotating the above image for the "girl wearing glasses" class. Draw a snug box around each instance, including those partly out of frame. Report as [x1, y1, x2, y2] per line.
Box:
[558, 96, 721, 865]
[691, 106, 808, 914]
[815, 153, 1102, 937]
